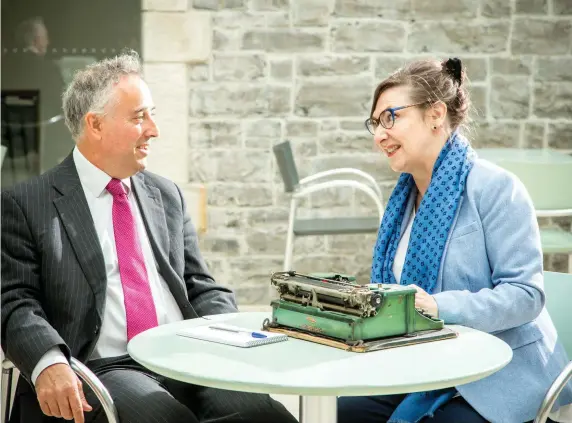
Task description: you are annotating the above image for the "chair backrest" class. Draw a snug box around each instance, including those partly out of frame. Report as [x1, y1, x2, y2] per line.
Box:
[499, 161, 572, 211]
[544, 271, 572, 357]
[477, 149, 572, 211]
[273, 141, 300, 193]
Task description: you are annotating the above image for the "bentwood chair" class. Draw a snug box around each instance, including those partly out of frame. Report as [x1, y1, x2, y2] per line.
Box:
[1, 356, 119, 423]
[534, 271, 572, 422]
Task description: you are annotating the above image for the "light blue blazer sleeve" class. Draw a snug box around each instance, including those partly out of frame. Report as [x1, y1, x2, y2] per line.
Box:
[433, 166, 546, 333]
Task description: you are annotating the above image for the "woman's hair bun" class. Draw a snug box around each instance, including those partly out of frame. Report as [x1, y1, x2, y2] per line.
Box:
[443, 57, 463, 85]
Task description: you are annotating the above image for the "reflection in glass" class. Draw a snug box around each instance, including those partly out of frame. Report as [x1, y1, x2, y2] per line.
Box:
[1, 0, 141, 188]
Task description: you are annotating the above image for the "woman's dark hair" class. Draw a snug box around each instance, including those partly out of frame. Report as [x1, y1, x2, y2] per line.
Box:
[370, 57, 471, 131]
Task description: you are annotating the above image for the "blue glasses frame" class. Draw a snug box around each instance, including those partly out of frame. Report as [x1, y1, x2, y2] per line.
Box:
[364, 102, 428, 134]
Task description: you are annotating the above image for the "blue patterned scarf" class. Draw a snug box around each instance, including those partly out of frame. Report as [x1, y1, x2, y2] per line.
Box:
[371, 131, 475, 289]
[371, 131, 476, 423]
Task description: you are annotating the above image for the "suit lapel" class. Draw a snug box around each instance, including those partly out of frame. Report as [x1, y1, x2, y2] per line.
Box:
[131, 173, 170, 267]
[52, 154, 107, 319]
[131, 174, 192, 310]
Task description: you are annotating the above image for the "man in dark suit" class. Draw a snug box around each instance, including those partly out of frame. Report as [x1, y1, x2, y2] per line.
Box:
[1, 50, 296, 423]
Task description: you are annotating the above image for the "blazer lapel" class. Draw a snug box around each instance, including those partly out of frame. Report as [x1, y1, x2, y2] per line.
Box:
[52, 155, 107, 318]
[131, 174, 191, 308]
[131, 174, 170, 265]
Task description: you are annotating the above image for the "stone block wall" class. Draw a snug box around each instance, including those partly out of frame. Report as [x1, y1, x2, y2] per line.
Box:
[175, 0, 571, 304]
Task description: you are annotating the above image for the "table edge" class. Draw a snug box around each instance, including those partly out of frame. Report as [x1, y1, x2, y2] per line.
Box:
[127, 312, 514, 397]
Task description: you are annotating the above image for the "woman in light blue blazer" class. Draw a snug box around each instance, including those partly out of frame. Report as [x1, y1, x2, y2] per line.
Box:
[337, 58, 572, 423]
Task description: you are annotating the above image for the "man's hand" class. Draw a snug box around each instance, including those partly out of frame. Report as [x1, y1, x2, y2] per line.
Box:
[35, 363, 92, 422]
[410, 284, 439, 318]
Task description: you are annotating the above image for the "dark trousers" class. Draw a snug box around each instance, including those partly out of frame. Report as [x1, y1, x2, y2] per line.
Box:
[337, 393, 556, 423]
[81, 355, 297, 423]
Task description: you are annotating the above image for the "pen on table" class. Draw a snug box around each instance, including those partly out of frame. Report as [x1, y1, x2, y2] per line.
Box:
[209, 324, 268, 338]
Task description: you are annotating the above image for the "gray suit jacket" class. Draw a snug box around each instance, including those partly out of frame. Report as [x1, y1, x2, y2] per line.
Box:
[1, 153, 238, 384]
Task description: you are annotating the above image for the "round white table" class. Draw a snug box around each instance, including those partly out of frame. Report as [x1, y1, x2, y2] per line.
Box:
[128, 312, 513, 423]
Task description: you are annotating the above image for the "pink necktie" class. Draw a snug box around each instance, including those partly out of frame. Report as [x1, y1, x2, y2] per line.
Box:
[106, 178, 158, 340]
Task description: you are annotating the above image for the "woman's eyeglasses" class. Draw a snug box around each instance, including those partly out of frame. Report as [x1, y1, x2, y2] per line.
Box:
[364, 102, 428, 134]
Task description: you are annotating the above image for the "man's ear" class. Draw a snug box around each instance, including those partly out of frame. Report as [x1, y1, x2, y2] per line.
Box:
[84, 112, 104, 140]
[425, 101, 448, 129]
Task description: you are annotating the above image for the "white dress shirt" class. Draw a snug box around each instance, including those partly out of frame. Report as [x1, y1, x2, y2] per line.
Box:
[31, 148, 183, 384]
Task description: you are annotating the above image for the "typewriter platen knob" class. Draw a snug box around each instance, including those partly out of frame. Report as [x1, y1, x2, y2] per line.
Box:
[370, 294, 382, 309]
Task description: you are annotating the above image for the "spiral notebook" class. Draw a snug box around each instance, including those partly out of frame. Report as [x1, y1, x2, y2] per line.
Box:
[177, 323, 288, 348]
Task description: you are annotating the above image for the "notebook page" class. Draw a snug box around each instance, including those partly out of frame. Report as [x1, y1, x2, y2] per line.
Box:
[177, 324, 288, 348]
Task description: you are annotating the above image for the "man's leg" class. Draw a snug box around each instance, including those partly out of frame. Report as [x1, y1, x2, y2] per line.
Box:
[337, 394, 406, 423]
[164, 379, 297, 423]
[83, 367, 200, 423]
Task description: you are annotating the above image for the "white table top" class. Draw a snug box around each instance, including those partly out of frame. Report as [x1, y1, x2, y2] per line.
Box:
[127, 312, 513, 397]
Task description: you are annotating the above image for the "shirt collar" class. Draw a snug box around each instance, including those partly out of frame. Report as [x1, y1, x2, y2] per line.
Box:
[73, 147, 132, 197]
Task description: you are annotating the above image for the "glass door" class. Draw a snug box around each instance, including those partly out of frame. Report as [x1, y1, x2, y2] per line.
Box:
[1, 0, 142, 188]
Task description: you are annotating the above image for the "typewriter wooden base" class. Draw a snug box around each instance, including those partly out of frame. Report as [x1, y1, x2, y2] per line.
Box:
[265, 325, 458, 353]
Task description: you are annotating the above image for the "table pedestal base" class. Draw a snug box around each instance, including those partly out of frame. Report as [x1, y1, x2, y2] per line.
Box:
[300, 395, 337, 423]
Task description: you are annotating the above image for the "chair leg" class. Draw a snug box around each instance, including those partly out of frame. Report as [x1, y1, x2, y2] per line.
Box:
[2, 367, 13, 423]
[283, 198, 297, 272]
[569, 222, 572, 274]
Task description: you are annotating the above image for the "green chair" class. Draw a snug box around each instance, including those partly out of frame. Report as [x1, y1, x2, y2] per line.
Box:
[534, 271, 572, 423]
[478, 149, 572, 273]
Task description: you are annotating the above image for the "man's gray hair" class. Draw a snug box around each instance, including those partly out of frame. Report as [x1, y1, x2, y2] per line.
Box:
[62, 50, 142, 140]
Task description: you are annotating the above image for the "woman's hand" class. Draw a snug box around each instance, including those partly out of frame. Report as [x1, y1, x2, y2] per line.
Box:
[410, 285, 439, 318]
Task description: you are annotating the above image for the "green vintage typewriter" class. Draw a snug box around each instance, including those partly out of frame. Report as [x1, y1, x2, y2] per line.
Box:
[262, 271, 457, 352]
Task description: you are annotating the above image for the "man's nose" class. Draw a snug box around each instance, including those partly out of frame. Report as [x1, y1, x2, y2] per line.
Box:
[146, 116, 160, 138]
